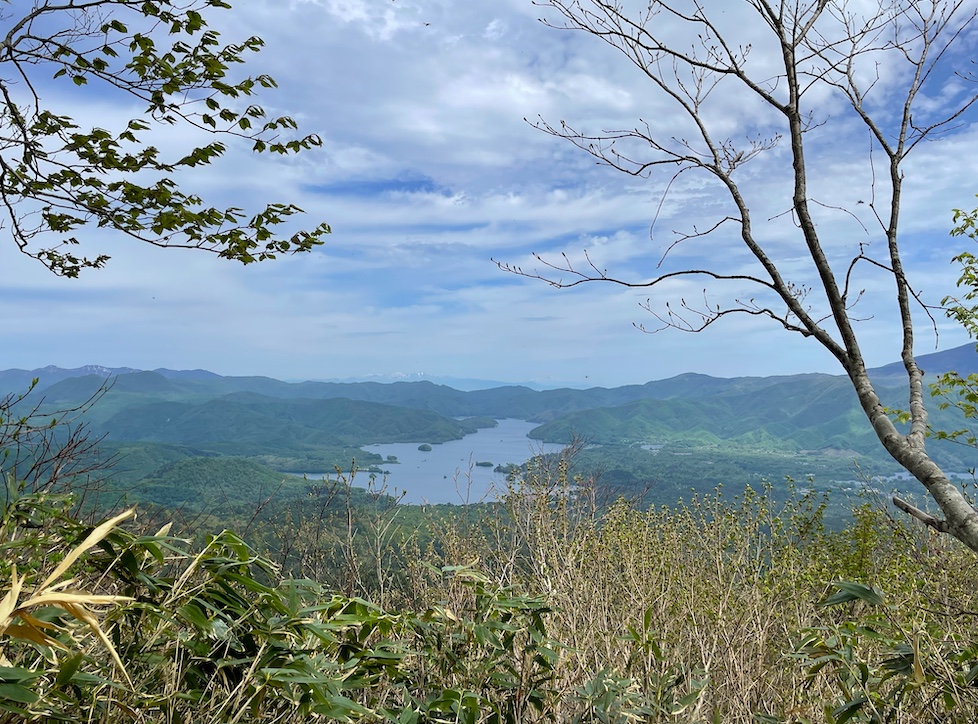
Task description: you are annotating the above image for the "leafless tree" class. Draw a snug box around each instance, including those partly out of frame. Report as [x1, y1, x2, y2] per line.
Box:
[0, 380, 116, 517]
[500, 0, 978, 550]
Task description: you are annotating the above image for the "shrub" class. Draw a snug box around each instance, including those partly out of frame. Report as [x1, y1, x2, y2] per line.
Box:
[0, 483, 566, 722]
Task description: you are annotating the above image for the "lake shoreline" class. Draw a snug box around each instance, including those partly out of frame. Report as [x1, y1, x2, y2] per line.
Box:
[282, 419, 565, 505]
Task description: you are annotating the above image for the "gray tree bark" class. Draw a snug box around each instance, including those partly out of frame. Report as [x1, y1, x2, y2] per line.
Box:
[507, 0, 978, 551]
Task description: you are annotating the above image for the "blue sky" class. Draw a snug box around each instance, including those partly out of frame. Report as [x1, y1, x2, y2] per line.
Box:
[3, 0, 978, 388]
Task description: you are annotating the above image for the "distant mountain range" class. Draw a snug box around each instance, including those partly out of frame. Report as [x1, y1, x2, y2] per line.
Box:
[3, 343, 978, 504]
[2, 345, 977, 441]
[0, 366, 558, 394]
[4, 341, 976, 397]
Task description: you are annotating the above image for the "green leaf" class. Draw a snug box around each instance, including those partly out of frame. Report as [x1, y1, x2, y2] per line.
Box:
[0, 683, 39, 704]
[965, 662, 978, 684]
[177, 602, 212, 631]
[56, 653, 85, 687]
[820, 581, 885, 607]
[0, 667, 40, 684]
[832, 697, 868, 724]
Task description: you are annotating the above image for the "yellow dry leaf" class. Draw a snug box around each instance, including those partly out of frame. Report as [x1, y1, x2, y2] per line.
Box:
[20, 592, 131, 609]
[17, 612, 59, 632]
[39, 508, 135, 592]
[3, 623, 64, 649]
[61, 602, 132, 687]
[0, 567, 22, 631]
[912, 630, 926, 685]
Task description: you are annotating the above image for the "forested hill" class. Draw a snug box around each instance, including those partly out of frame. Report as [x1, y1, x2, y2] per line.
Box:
[2, 366, 829, 422]
[1, 344, 975, 453]
[100, 395, 496, 450]
[3, 343, 978, 509]
[5, 341, 976, 421]
[529, 377, 886, 453]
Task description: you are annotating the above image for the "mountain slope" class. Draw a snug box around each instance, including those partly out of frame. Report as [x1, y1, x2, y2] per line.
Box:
[98, 394, 494, 454]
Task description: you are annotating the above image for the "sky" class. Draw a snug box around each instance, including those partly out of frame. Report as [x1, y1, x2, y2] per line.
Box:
[3, 0, 978, 388]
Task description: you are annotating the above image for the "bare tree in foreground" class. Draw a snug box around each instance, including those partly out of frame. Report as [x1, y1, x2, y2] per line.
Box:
[503, 0, 978, 550]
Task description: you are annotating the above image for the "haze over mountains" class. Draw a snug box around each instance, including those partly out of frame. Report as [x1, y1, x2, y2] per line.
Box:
[4, 343, 978, 509]
[6, 340, 977, 395]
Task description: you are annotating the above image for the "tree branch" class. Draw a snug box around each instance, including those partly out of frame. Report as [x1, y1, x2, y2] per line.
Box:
[892, 495, 950, 533]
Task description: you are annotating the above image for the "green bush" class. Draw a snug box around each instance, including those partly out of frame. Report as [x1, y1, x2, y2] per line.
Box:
[416, 451, 978, 722]
[4, 432, 978, 722]
[782, 581, 978, 723]
[0, 482, 567, 722]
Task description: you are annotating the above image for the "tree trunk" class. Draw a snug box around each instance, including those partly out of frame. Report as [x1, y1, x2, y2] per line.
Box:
[848, 363, 978, 551]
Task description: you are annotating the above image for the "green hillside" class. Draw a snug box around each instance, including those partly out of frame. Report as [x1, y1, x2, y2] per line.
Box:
[12, 342, 978, 419]
[98, 395, 494, 453]
[99, 454, 389, 521]
[526, 373, 978, 493]
[125, 457, 307, 510]
[526, 379, 880, 453]
[7, 344, 978, 514]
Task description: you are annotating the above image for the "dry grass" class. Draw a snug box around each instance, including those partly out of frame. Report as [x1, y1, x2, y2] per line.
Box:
[3, 457, 978, 722]
[415, 455, 978, 722]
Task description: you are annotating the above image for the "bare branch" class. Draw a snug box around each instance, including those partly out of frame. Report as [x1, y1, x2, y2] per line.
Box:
[892, 495, 950, 533]
[516, 0, 978, 552]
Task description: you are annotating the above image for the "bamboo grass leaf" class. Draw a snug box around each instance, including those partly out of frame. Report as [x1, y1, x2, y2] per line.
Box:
[39, 508, 135, 591]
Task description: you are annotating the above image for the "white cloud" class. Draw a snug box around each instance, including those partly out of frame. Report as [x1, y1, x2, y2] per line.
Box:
[3, 0, 978, 387]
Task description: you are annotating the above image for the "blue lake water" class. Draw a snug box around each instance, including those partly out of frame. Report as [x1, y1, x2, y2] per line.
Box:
[355, 419, 565, 504]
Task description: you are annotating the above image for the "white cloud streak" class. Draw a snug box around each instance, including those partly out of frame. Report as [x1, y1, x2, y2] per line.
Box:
[2, 0, 978, 386]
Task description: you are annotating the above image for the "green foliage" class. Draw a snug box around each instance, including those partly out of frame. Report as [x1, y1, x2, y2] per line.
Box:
[530, 382, 912, 456]
[925, 200, 978, 454]
[786, 582, 978, 723]
[123, 455, 308, 511]
[7, 388, 978, 722]
[571, 444, 871, 499]
[19, 365, 978, 513]
[5, 442, 978, 722]
[0, 0, 329, 275]
[571, 608, 710, 724]
[416, 449, 978, 722]
[404, 566, 561, 723]
[100, 395, 485, 450]
[250, 473, 411, 602]
[945, 199, 978, 338]
[0, 485, 566, 723]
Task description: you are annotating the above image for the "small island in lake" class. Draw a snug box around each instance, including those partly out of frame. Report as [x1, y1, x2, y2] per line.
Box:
[418, 443, 432, 452]
[475, 461, 493, 467]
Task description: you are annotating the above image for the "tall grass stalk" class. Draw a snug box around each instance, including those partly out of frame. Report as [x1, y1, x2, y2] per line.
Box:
[417, 453, 978, 722]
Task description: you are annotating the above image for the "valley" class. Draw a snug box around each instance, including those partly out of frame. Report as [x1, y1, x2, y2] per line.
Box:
[5, 342, 978, 518]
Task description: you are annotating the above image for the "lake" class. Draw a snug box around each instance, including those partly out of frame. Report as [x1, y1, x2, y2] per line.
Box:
[356, 419, 566, 504]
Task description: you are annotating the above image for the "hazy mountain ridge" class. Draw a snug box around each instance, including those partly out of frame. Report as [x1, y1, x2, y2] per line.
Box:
[0, 368, 856, 421]
[0, 365, 141, 393]
[8, 341, 975, 409]
[5, 343, 978, 497]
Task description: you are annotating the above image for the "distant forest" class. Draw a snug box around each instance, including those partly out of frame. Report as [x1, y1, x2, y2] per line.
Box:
[4, 343, 978, 519]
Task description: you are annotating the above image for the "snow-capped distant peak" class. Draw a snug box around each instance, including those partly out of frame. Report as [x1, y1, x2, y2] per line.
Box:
[36, 365, 142, 377]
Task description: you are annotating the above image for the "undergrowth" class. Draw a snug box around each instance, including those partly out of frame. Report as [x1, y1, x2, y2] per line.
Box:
[1, 450, 978, 722]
